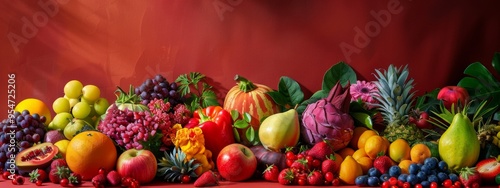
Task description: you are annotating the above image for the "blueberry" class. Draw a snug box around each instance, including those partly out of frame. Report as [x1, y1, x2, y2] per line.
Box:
[438, 161, 448, 172]
[427, 174, 439, 183]
[424, 157, 439, 169]
[409, 163, 420, 175]
[417, 171, 427, 182]
[449, 173, 459, 183]
[398, 174, 408, 182]
[368, 167, 381, 177]
[389, 165, 402, 177]
[421, 180, 431, 188]
[437, 172, 448, 183]
[355, 175, 368, 186]
[380, 174, 391, 182]
[420, 164, 431, 175]
[367, 176, 380, 186]
[406, 174, 419, 186]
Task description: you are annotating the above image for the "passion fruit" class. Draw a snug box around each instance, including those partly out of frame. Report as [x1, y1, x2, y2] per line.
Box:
[15, 142, 59, 172]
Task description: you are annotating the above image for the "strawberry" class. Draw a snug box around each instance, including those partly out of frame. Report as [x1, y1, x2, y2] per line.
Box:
[50, 159, 67, 169]
[278, 168, 295, 185]
[307, 170, 324, 186]
[106, 170, 122, 186]
[373, 155, 393, 174]
[476, 157, 500, 184]
[322, 154, 339, 174]
[459, 167, 481, 188]
[49, 166, 71, 184]
[290, 158, 309, 171]
[68, 173, 83, 186]
[194, 170, 219, 187]
[308, 140, 334, 161]
[262, 164, 279, 182]
[92, 174, 107, 188]
[29, 169, 47, 183]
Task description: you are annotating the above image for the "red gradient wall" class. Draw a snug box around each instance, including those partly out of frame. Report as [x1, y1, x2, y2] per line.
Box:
[1, 0, 500, 119]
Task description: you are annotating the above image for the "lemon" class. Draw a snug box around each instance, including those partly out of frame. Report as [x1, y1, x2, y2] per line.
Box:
[15, 98, 52, 124]
[389, 138, 411, 163]
[55, 139, 70, 158]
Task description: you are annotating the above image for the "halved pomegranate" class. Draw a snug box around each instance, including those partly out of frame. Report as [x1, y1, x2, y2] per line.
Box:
[15, 143, 59, 172]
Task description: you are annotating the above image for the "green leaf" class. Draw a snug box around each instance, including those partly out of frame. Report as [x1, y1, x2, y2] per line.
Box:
[492, 52, 500, 75]
[245, 127, 255, 142]
[351, 112, 373, 129]
[322, 62, 357, 91]
[463, 62, 498, 87]
[278, 76, 304, 105]
[267, 91, 288, 107]
[243, 112, 252, 123]
[297, 90, 328, 115]
[201, 90, 220, 108]
[233, 120, 249, 129]
[233, 128, 241, 143]
[230, 110, 240, 121]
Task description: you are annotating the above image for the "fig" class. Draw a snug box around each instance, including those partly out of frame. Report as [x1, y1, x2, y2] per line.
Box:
[44, 130, 67, 144]
[15, 143, 59, 172]
[250, 145, 286, 172]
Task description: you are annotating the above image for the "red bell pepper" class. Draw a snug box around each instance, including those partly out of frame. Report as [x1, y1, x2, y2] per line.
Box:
[184, 106, 235, 161]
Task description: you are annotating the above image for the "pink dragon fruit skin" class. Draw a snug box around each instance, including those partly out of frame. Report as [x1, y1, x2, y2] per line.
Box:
[301, 81, 354, 151]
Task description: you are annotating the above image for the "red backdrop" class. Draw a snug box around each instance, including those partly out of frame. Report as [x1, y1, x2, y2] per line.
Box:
[1, 0, 500, 119]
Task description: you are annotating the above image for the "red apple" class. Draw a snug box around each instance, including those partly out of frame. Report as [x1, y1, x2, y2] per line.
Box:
[116, 149, 157, 184]
[437, 86, 469, 109]
[217, 143, 257, 182]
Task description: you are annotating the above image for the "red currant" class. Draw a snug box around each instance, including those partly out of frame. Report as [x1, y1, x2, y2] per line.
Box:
[60, 178, 69, 187]
[36, 180, 43, 186]
[181, 175, 190, 183]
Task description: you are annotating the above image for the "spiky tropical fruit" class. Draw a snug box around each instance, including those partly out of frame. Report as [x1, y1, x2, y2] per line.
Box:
[157, 148, 200, 182]
[373, 65, 424, 145]
[301, 81, 354, 151]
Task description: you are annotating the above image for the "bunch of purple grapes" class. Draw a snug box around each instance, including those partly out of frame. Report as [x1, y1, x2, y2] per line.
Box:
[135, 74, 184, 111]
[0, 110, 47, 172]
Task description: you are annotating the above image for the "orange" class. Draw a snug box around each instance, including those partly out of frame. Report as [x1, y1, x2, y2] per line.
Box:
[410, 143, 431, 164]
[66, 131, 117, 180]
[364, 135, 388, 159]
[352, 148, 368, 160]
[15, 98, 52, 124]
[332, 152, 343, 173]
[349, 127, 368, 149]
[389, 138, 411, 163]
[357, 130, 378, 149]
[338, 147, 355, 159]
[339, 155, 363, 185]
[355, 156, 373, 174]
[398, 159, 415, 174]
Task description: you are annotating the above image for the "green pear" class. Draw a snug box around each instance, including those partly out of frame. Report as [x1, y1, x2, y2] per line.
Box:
[258, 109, 300, 152]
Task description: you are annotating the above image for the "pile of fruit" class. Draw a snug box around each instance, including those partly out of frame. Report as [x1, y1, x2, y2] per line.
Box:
[2, 53, 500, 188]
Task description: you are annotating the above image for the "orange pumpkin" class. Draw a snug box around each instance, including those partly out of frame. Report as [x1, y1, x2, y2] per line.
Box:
[223, 75, 280, 129]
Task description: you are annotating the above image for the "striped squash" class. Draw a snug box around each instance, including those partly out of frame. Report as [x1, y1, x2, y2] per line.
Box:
[223, 75, 280, 129]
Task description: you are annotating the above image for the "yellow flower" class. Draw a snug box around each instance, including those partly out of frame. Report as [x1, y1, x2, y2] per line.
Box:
[173, 127, 214, 175]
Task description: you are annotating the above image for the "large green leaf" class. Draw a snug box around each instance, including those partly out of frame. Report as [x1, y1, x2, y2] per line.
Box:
[322, 62, 357, 91]
[463, 62, 499, 87]
[278, 76, 304, 105]
[297, 90, 328, 115]
[352, 112, 373, 129]
[492, 52, 500, 75]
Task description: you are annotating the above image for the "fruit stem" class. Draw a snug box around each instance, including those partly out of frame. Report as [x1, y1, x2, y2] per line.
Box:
[235, 75, 257, 93]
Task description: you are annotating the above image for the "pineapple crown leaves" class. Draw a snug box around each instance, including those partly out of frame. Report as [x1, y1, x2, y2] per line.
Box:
[373, 64, 416, 124]
[157, 147, 200, 181]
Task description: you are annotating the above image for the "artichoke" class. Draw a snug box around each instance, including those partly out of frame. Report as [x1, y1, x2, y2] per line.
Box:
[301, 82, 354, 151]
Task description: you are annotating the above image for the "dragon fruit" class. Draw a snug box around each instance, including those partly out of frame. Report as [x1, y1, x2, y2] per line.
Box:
[301, 81, 354, 151]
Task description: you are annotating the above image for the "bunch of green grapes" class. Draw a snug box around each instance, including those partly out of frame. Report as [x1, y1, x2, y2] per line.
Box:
[49, 80, 110, 140]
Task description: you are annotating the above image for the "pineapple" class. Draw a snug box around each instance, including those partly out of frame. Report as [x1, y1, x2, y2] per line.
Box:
[157, 147, 200, 182]
[373, 64, 424, 145]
